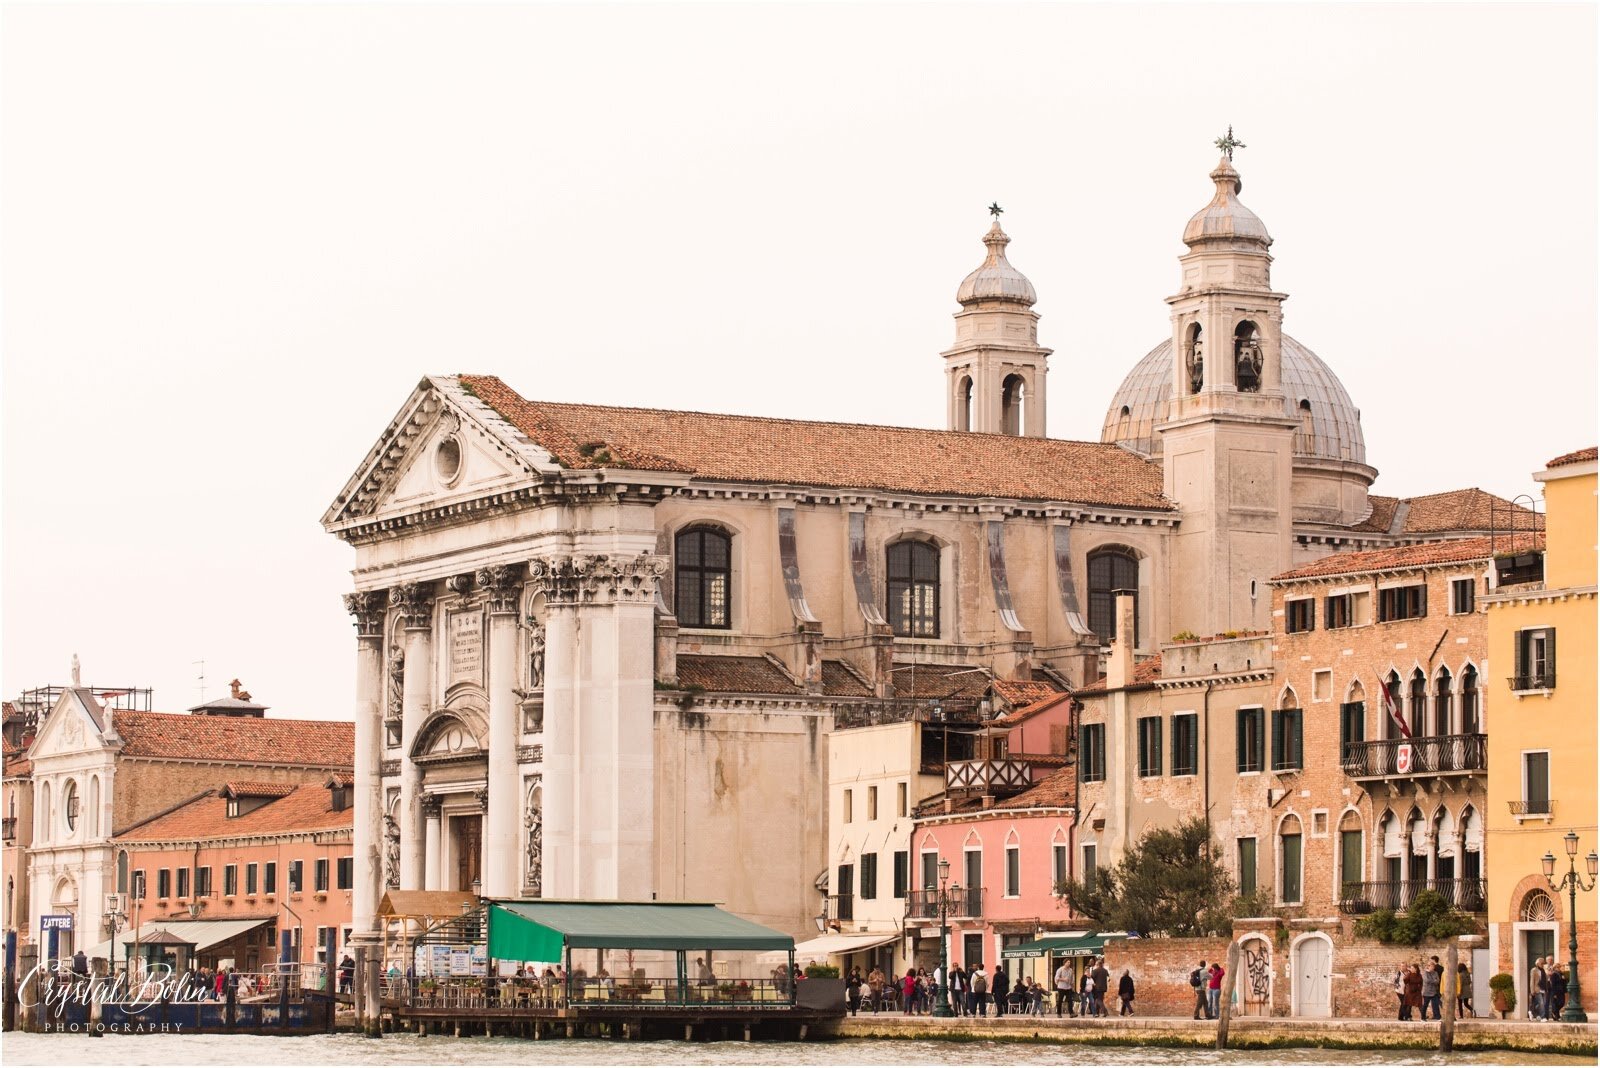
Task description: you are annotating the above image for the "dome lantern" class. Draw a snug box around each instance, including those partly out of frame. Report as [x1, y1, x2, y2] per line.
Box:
[956, 215, 1038, 307]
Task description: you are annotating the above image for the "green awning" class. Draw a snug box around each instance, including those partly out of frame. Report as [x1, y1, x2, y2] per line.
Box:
[1002, 934, 1107, 959]
[488, 901, 795, 962]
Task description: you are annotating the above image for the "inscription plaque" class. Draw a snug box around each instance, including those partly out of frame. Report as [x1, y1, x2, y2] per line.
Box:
[449, 609, 484, 685]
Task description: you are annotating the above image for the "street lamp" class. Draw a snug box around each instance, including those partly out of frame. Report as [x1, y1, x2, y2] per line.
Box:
[930, 857, 960, 1019]
[1542, 832, 1599, 1024]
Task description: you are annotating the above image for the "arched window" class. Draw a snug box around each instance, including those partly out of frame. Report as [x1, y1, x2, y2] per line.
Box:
[117, 851, 130, 895]
[1434, 666, 1453, 736]
[1382, 671, 1404, 740]
[89, 776, 101, 838]
[674, 527, 731, 629]
[1408, 669, 1427, 737]
[1338, 810, 1363, 896]
[1460, 665, 1479, 734]
[1279, 815, 1303, 904]
[1235, 321, 1263, 393]
[37, 781, 50, 844]
[1087, 549, 1139, 647]
[1185, 323, 1204, 394]
[956, 376, 973, 432]
[1295, 399, 1315, 452]
[63, 779, 79, 834]
[886, 541, 939, 638]
[1000, 375, 1026, 436]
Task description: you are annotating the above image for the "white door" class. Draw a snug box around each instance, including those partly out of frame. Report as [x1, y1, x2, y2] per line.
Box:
[1294, 938, 1331, 1017]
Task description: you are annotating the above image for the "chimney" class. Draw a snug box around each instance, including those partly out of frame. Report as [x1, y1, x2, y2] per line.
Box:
[1106, 589, 1136, 689]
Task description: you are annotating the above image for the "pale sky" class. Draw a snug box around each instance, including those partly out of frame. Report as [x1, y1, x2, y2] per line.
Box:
[3, 3, 1596, 720]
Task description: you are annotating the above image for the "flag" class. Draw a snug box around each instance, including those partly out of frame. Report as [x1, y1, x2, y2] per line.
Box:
[1383, 679, 1411, 739]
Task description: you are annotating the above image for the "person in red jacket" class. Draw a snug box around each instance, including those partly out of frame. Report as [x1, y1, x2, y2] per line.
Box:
[1207, 961, 1225, 1019]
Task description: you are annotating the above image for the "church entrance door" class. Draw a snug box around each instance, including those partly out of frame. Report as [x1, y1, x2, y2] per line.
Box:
[452, 814, 483, 891]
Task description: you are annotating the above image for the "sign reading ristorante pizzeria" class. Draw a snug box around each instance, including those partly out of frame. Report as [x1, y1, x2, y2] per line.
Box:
[449, 610, 484, 685]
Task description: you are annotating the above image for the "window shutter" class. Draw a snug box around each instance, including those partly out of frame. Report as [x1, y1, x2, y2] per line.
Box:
[1293, 710, 1303, 767]
[1546, 628, 1556, 682]
[1237, 711, 1247, 772]
[1050, 724, 1068, 755]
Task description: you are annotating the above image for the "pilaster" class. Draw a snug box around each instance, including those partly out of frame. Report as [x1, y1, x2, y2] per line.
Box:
[344, 590, 388, 942]
[478, 563, 524, 898]
[391, 581, 436, 890]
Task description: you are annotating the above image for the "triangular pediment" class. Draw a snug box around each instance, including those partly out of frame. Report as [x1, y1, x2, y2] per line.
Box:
[322, 375, 563, 532]
[29, 689, 109, 761]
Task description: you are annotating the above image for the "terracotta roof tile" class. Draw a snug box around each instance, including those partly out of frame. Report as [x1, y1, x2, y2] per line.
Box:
[1000, 692, 1074, 727]
[892, 663, 991, 700]
[223, 781, 296, 799]
[1272, 533, 1544, 582]
[821, 660, 873, 698]
[676, 655, 799, 695]
[1075, 654, 1164, 695]
[1548, 446, 1597, 468]
[457, 375, 1172, 510]
[113, 712, 353, 767]
[990, 679, 1064, 707]
[1344, 489, 1543, 535]
[117, 784, 351, 842]
[1006, 766, 1077, 808]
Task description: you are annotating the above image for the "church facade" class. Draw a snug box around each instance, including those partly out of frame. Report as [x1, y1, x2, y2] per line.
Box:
[324, 148, 1517, 967]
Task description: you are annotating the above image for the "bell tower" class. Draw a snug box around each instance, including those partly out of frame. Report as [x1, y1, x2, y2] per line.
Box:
[1157, 132, 1297, 636]
[942, 205, 1050, 436]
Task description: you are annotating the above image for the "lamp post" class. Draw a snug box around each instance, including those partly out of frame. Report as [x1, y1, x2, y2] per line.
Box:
[103, 898, 126, 984]
[930, 857, 960, 1019]
[1541, 832, 1598, 1024]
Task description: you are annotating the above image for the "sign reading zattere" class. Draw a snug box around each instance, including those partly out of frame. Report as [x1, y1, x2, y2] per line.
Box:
[448, 610, 484, 686]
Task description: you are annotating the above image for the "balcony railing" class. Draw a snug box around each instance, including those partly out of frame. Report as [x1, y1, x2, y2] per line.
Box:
[945, 759, 1031, 796]
[825, 893, 854, 924]
[1340, 733, 1486, 779]
[1508, 674, 1556, 692]
[905, 886, 985, 921]
[1339, 878, 1487, 915]
[1508, 799, 1555, 819]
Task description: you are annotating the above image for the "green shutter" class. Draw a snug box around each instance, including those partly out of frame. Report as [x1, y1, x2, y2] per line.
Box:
[1293, 710, 1303, 768]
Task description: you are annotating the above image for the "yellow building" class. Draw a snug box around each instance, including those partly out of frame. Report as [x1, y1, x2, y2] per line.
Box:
[1485, 446, 1597, 1018]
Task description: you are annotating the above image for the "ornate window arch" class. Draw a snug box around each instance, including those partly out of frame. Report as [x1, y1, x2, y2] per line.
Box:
[886, 539, 940, 638]
[1460, 664, 1480, 734]
[1520, 889, 1557, 922]
[1433, 665, 1454, 736]
[1407, 668, 1428, 737]
[674, 525, 732, 629]
[62, 779, 79, 835]
[1278, 813, 1304, 904]
[1087, 546, 1140, 647]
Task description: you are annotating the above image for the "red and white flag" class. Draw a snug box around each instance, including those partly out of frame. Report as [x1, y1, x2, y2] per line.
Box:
[1383, 679, 1412, 740]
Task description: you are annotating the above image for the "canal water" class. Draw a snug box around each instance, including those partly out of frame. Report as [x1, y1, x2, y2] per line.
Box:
[1, 1032, 1593, 1066]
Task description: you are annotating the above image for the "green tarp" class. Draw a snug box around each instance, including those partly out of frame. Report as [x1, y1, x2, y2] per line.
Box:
[487, 901, 795, 963]
[1001, 934, 1108, 959]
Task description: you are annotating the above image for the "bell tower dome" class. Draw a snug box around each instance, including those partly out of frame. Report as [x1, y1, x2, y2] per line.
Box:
[942, 206, 1051, 436]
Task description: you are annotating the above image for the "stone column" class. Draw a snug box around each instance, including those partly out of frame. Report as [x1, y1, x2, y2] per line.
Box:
[422, 796, 442, 891]
[391, 581, 436, 890]
[530, 557, 579, 900]
[478, 565, 523, 899]
[343, 590, 387, 946]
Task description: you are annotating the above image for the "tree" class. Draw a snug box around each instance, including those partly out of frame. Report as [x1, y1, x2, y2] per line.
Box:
[1059, 817, 1237, 937]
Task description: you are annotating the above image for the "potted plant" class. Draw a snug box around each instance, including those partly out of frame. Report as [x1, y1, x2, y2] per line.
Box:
[1489, 973, 1516, 1018]
[733, 980, 752, 1001]
[715, 982, 736, 1000]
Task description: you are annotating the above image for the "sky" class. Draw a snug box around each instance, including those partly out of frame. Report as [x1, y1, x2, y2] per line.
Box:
[3, 3, 1596, 721]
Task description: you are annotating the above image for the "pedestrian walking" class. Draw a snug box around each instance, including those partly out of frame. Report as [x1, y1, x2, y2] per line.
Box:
[1455, 960, 1473, 1018]
[1054, 959, 1075, 1017]
[1091, 957, 1110, 1017]
[846, 967, 863, 1015]
[1401, 964, 1423, 1021]
[1191, 959, 1210, 1020]
[970, 966, 988, 1017]
[1421, 956, 1443, 1020]
[1529, 957, 1547, 1021]
[1549, 964, 1568, 1020]
[1117, 968, 1135, 1016]
[867, 965, 885, 1013]
[992, 963, 1010, 1017]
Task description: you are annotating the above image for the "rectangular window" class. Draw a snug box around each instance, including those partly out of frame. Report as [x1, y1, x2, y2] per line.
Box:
[132, 871, 146, 901]
[836, 864, 854, 921]
[246, 863, 259, 895]
[1281, 833, 1303, 903]
[1136, 716, 1163, 777]
[1236, 708, 1264, 773]
[1325, 593, 1353, 630]
[176, 867, 190, 899]
[223, 865, 238, 897]
[288, 860, 303, 894]
[1171, 713, 1198, 776]
[315, 926, 330, 963]
[896, 782, 907, 817]
[963, 933, 985, 971]
[1339, 701, 1365, 753]
[1450, 577, 1475, 615]
[860, 853, 878, 900]
[1340, 829, 1362, 891]
[921, 852, 939, 894]
[1285, 598, 1315, 634]
[1523, 751, 1551, 815]
[892, 851, 908, 899]
[1378, 584, 1427, 622]
[1079, 723, 1106, 783]
[157, 869, 171, 899]
[1515, 628, 1556, 690]
[1052, 844, 1068, 887]
[1271, 708, 1303, 772]
[1237, 838, 1257, 898]
[264, 862, 277, 895]
[964, 850, 982, 895]
[1081, 844, 1096, 886]
[314, 858, 330, 893]
[195, 866, 212, 897]
[843, 789, 853, 824]
[336, 856, 353, 891]
[867, 785, 878, 821]
[1004, 847, 1020, 897]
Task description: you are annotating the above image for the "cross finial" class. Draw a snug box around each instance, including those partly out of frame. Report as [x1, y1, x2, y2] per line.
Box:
[988, 201, 1004, 218]
[1214, 125, 1245, 162]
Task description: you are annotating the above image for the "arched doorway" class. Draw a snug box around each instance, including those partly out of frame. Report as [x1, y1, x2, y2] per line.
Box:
[1291, 933, 1332, 1017]
[411, 708, 489, 892]
[1516, 888, 1559, 1019]
[1238, 935, 1273, 1016]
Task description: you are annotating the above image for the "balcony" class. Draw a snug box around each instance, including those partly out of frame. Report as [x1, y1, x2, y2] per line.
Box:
[823, 894, 854, 924]
[1508, 673, 1556, 694]
[1339, 878, 1487, 915]
[1341, 734, 1486, 780]
[1508, 799, 1556, 822]
[945, 759, 1031, 797]
[905, 887, 984, 922]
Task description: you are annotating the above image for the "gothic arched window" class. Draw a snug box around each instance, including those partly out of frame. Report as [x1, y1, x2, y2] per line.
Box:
[1087, 549, 1139, 647]
[1382, 670, 1404, 740]
[886, 540, 940, 638]
[1408, 669, 1427, 737]
[675, 527, 731, 629]
[1434, 666, 1453, 736]
[1461, 665, 1480, 734]
[1000, 375, 1026, 436]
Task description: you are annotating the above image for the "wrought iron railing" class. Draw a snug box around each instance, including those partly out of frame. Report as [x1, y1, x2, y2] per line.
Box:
[945, 759, 1031, 795]
[828, 893, 854, 923]
[1340, 734, 1486, 778]
[905, 886, 984, 921]
[1508, 799, 1555, 818]
[1339, 878, 1487, 915]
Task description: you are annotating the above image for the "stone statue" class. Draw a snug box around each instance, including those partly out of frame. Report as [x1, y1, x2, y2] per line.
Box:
[387, 646, 405, 720]
[71, 654, 81, 687]
[526, 619, 546, 690]
[382, 815, 401, 889]
[524, 802, 543, 897]
[1236, 335, 1263, 393]
[1187, 338, 1204, 394]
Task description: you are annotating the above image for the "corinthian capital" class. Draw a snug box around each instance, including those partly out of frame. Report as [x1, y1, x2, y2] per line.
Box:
[344, 590, 388, 641]
[527, 553, 667, 606]
[390, 582, 437, 631]
[476, 563, 525, 615]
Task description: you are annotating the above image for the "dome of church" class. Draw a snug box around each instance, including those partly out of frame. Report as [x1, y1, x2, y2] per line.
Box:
[956, 219, 1037, 306]
[1183, 155, 1272, 248]
[1102, 335, 1367, 465]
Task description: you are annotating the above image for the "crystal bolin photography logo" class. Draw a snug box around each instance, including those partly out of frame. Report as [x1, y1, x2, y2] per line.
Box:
[21, 959, 210, 1031]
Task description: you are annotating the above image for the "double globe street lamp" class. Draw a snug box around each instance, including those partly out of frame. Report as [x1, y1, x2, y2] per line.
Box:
[927, 857, 962, 1019]
[1541, 831, 1598, 1024]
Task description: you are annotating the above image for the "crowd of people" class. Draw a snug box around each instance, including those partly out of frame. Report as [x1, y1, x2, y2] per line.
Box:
[1393, 956, 1474, 1020]
[1524, 956, 1571, 1022]
[842, 958, 1137, 1018]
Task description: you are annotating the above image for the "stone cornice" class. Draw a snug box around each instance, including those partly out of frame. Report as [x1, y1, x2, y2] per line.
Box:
[116, 827, 352, 850]
[1482, 584, 1597, 608]
[1157, 669, 1274, 690]
[912, 805, 1076, 826]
